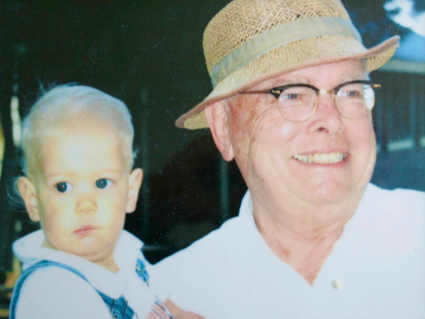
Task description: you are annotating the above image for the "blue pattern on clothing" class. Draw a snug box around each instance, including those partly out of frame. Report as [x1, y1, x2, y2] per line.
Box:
[136, 258, 149, 284]
[9, 258, 150, 319]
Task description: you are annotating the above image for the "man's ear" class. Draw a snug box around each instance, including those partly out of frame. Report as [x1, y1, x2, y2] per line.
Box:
[126, 168, 143, 213]
[17, 177, 40, 222]
[204, 102, 235, 161]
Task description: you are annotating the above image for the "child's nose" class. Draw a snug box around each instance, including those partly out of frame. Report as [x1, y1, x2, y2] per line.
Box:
[75, 196, 98, 215]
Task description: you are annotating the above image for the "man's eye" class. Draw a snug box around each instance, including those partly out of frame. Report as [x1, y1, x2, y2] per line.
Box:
[343, 90, 361, 98]
[280, 87, 312, 101]
[56, 182, 72, 193]
[282, 93, 299, 100]
[96, 179, 112, 189]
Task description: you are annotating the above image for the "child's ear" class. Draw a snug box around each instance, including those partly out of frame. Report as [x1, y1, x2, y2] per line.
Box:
[17, 177, 40, 222]
[125, 168, 143, 214]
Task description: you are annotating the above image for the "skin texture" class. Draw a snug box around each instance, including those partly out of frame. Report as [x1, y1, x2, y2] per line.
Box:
[18, 122, 143, 272]
[205, 60, 376, 284]
[165, 300, 205, 319]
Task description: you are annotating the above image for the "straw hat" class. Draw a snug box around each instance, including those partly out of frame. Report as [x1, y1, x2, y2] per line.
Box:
[176, 0, 399, 130]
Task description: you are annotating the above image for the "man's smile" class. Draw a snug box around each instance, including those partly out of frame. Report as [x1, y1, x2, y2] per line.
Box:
[293, 152, 347, 164]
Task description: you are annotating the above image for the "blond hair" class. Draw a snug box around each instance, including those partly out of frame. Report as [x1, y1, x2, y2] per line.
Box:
[21, 84, 135, 178]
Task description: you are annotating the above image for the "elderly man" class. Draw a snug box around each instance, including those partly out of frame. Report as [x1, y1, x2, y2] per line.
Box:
[148, 0, 425, 318]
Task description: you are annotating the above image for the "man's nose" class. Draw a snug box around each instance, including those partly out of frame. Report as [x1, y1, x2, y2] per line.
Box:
[307, 93, 345, 135]
[75, 195, 98, 215]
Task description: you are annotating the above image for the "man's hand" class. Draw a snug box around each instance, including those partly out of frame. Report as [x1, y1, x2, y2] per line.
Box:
[165, 299, 206, 319]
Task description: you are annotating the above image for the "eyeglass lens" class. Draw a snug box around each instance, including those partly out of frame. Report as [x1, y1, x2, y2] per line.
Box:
[278, 83, 375, 122]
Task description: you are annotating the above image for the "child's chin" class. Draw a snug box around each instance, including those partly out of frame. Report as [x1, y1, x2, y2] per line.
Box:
[80, 236, 97, 247]
[74, 244, 113, 263]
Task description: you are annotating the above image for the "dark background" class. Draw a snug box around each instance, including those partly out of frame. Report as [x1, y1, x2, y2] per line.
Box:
[0, 0, 424, 280]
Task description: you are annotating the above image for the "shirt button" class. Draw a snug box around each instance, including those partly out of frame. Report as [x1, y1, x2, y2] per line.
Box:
[332, 279, 343, 289]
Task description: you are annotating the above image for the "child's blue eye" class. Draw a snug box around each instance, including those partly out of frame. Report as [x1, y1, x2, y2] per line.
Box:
[56, 182, 72, 193]
[96, 179, 111, 189]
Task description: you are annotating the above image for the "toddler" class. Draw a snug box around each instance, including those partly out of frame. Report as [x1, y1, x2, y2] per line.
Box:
[9, 85, 203, 319]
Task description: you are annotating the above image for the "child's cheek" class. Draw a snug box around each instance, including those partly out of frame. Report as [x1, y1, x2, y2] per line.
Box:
[44, 201, 77, 232]
[95, 195, 127, 227]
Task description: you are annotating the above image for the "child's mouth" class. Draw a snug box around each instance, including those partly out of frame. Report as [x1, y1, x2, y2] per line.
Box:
[75, 225, 97, 235]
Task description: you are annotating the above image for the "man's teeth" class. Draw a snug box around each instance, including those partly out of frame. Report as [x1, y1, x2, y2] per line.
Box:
[293, 152, 347, 164]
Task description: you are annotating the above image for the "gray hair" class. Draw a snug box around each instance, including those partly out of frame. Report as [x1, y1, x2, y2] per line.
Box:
[21, 84, 135, 178]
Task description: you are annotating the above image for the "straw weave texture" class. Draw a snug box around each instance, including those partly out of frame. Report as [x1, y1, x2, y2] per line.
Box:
[204, 0, 350, 74]
[179, 0, 399, 129]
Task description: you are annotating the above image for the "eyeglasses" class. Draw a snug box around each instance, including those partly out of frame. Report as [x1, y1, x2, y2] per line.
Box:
[239, 80, 380, 122]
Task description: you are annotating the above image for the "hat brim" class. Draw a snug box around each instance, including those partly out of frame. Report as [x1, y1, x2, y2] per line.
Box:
[176, 35, 400, 129]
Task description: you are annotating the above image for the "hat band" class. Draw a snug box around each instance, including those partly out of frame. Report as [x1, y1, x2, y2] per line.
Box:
[210, 17, 363, 88]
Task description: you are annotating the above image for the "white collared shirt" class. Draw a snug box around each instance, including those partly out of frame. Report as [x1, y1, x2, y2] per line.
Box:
[148, 184, 425, 319]
[14, 230, 156, 319]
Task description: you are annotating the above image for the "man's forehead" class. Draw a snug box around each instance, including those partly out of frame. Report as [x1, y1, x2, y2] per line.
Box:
[252, 60, 368, 89]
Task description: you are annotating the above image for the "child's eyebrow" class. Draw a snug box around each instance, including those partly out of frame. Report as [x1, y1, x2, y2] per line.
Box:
[45, 169, 124, 179]
[44, 172, 72, 179]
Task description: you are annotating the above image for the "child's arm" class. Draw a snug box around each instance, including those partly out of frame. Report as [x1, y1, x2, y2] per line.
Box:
[165, 299, 206, 319]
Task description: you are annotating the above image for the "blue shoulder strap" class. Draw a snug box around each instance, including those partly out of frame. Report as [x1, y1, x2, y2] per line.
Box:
[9, 260, 135, 319]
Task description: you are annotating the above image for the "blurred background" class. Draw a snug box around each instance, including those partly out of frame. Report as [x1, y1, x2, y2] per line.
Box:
[0, 0, 424, 315]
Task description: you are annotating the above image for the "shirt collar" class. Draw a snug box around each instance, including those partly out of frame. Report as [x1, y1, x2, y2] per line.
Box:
[13, 230, 142, 298]
[237, 184, 375, 251]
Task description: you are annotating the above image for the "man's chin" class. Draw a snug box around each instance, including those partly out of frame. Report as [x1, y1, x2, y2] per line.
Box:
[300, 181, 360, 206]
